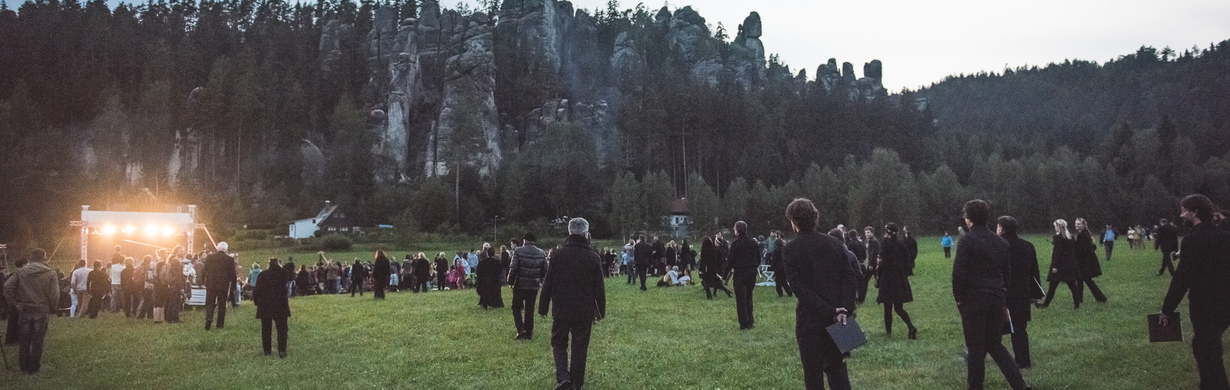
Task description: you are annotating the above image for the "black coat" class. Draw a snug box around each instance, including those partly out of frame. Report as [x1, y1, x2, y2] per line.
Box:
[951, 226, 1011, 302]
[724, 235, 761, 272]
[538, 234, 606, 321]
[202, 251, 237, 290]
[1163, 222, 1230, 322]
[904, 235, 919, 274]
[476, 256, 503, 307]
[699, 243, 723, 277]
[1047, 234, 1082, 282]
[1003, 233, 1040, 322]
[1074, 230, 1103, 279]
[434, 258, 449, 275]
[415, 258, 432, 280]
[783, 230, 859, 333]
[633, 241, 653, 266]
[876, 238, 913, 304]
[350, 263, 368, 282]
[254, 264, 291, 319]
[373, 255, 391, 284]
[1155, 224, 1179, 252]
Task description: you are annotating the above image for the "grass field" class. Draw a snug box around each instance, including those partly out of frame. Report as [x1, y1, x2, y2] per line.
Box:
[1, 235, 1216, 389]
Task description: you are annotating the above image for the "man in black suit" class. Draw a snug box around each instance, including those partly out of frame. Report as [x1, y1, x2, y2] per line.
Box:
[858, 227, 879, 304]
[783, 199, 858, 390]
[202, 242, 237, 331]
[1160, 194, 1230, 390]
[998, 216, 1040, 369]
[633, 234, 652, 291]
[953, 200, 1030, 390]
[723, 221, 761, 330]
[539, 218, 606, 390]
[1155, 218, 1179, 276]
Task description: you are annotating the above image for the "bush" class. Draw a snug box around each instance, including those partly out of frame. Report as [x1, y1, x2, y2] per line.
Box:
[320, 234, 353, 251]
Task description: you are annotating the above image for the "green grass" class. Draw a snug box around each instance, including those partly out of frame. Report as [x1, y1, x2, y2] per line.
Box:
[3, 235, 1215, 389]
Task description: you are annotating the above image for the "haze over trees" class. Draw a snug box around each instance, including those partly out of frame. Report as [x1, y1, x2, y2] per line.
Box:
[0, 0, 1226, 250]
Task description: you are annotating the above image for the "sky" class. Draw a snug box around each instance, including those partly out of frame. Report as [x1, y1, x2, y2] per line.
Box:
[93, 0, 1230, 91]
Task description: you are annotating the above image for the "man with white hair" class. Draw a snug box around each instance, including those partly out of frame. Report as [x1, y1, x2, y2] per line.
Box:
[202, 242, 237, 330]
[538, 218, 606, 390]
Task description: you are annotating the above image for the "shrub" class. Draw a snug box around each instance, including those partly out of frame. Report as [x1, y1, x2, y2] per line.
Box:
[320, 234, 353, 251]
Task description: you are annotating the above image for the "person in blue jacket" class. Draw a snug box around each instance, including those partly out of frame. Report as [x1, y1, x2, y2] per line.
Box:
[941, 232, 955, 259]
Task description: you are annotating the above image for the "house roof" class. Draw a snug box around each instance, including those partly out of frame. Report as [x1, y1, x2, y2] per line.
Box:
[293, 204, 338, 225]
[670, 198, 688, 215]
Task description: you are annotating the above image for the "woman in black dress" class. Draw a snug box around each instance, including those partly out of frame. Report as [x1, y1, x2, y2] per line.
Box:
[699, 236, 733, 299]
[877, 223, 918, 339]
[476, 248, 504, 309]
[254, 258, 291, 357]
[1040, 219, 1083, 308]
[1073, 218, 1108, 303]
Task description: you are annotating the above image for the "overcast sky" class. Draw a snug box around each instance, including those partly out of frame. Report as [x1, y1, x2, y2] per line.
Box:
[479, 0, 1230, 91]
[94, 0, 1230, 90]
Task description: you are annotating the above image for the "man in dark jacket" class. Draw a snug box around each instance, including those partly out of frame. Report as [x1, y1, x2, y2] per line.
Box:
[202, 242, 237, 330]
[349, 260, 368, 297]
[651, 237, 666, 276]
[3, 248, 59, 374]
[953, 200, 1030, 390]
[509, 232, 548, 340]
[903, 226, 919, 276]
[254, 258, 291, 357]
[783, 200, 858, 390]
[1160, 194, 1230, 390]
[633, 234, 653, 291]
[1155, 218, 1180, 276]
[723, 221, 761, 330]
[859, 227, 880, 304]
[85, 260, 109, 319]
[998, 216, 1040, 369]
[538, 218, 606, 390]
[769, 232, 791, 297]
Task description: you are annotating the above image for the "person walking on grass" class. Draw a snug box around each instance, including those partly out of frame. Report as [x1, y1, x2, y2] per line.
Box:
[1039, 219, 1082, 309]
[782, 199, 858, 390]
[1155, 218, 1179, 276]
[723, 221, 762, 330]
[699, 236, 733, 300]
[203, 242, 237, 330]
[1101, 224, 1116, 261]
[634, 234, 653, 291]
[1074, 218, 1108, 303]
[1159, 194, 1230, 390]
[3, 248, 59, 375]
[538, 218, 606, 390]
[953, 200, 1032, 390]
[877, 223, 918, 339]
[85, 260, 109, 319]
[509, 232, 547, 340]
[998, 216, 1041, 369]
[859, 227, 880, 305]
[254, 258, 291, 358]
[372, 249, 391, 299]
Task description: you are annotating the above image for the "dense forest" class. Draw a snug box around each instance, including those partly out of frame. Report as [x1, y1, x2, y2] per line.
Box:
[0, 0, 1227, 252]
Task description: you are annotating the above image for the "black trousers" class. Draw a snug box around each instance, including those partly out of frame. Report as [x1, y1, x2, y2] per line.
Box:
[1080, 278, 1106, 302]
[636, 265, 649, 289]
[626, 265, 635, 284]
[857, 268, 873, 304]
[416, 278, 429, 293]
[551, 319, 594, 388]
[1191, 318, 1230, 390]
[123, 288, 140, 317]
[350, 279, 365, 296]
[775, 273, 793, 297]
[944, 247, 952, 258]
[86, 292, 104, 318]
[137, 289, 153, 319]
[1010, 318, 1031, 367]
[703, 273, 732, 299]
[1160, 251, 1176, 275]
[959, 294, 1028, 390]
[1103, 241, 1114, 261]
[16, 313, 49, 374]
[4, 305, 18, 344]
[1042, 280, 1082, 307]
[511, 288, 538, 337]
[733, 268, 757, 328]
[261, 317, 289, 354]
[797, 323, 852, 390]
[205, 287, 230, 328]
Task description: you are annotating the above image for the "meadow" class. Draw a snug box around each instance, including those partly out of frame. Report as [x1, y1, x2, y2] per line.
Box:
[1, 235, 1214, 389]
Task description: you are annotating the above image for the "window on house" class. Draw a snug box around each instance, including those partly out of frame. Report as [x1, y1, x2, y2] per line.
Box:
[328, 227, 336, 232]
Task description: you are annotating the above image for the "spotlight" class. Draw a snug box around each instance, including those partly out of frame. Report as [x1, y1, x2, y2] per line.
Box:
[125, 225, 135, 235]
[163, 226, 175, 236]
[103, 226, 117, 235]
[146, 225, 160, 236]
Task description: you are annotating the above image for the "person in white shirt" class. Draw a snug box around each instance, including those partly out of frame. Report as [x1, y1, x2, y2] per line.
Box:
[69, 260, 91, 317]
[109, 256, 125, 313]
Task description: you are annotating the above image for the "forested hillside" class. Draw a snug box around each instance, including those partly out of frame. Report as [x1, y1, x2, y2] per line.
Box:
[0, 0, 1226, 250]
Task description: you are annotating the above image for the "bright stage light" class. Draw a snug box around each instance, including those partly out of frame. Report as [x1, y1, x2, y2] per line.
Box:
[125, 225, 135, 235]
[103, 225, 117, 235]
[162, 226, 175, 236]
[145, 224, 160, 235]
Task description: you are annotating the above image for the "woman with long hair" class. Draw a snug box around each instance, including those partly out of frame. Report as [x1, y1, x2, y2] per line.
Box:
[1074, 218, 1108, 303]
[699, 236, 733, 299]
[877, 223, 918, 339]
[1039, 219, 1083, 308]
[476, 247, 504, 308]
[372, 249, 391, 299]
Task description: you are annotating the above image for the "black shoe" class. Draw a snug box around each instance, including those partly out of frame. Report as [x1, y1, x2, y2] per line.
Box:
[553, 380, 574, 390]
[908, 327, 918, 340]
[1018, 362, 1031, 369]
[640, 286, 647, 291]
[205, 322, 211, 331]
[278, 351, 287, 358]
[264, 351, 271, 356]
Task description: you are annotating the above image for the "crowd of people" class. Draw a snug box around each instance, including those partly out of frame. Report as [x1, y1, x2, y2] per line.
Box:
[3, 197, 1230, 390]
